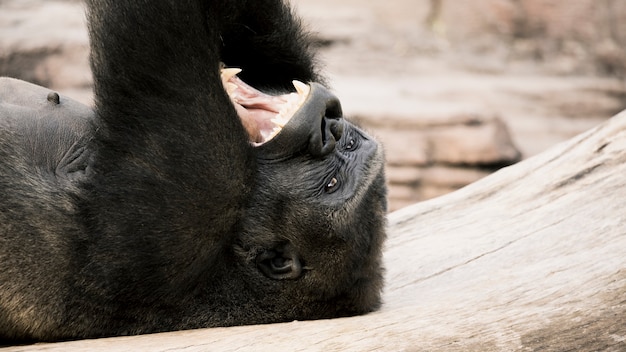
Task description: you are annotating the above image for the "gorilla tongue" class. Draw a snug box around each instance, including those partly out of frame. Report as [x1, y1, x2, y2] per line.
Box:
[221, 67, 311, 145]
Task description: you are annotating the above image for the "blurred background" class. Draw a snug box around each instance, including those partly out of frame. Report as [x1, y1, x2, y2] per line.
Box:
[2, 0, 625, 211]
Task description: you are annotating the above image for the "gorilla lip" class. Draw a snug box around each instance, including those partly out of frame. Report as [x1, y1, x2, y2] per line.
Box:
[221, 67, 311, 145]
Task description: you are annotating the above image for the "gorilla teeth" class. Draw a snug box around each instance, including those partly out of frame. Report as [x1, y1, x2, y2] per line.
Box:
[220, 68, 242, 95]
[220, 67, 242, 82]
[220, 66, 310, 145]
[293, 80, 309, 96]
[272, 81, 310, 128]
[265, 80, 311, 141]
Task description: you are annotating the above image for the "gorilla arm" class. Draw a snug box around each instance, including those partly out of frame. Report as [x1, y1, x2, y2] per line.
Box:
[80, 0, 256, 310]
[77, 0, 339, 323]
[83, 0, 321, 243]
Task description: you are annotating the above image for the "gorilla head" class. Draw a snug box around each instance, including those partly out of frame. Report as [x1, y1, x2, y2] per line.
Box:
[0, 0, 386, 341]
[225, 73, 386, 319]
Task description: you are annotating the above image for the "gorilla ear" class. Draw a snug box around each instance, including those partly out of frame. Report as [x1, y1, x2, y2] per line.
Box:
[256, 245, 303, 280]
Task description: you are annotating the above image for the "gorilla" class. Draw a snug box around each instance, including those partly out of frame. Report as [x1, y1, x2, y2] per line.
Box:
[0, 0, 386, 342]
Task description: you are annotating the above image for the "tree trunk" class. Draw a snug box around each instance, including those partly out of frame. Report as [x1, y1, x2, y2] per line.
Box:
[6, 111, 626, 351]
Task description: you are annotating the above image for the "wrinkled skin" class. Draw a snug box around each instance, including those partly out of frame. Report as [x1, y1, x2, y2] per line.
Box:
[0, 0, 386, 342]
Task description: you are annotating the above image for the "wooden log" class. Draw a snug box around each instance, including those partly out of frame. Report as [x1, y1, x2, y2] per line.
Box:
[5, 111, 626, 351]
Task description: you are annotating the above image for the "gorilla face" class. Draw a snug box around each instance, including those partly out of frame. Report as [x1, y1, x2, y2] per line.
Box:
[223, 68, 387, 319]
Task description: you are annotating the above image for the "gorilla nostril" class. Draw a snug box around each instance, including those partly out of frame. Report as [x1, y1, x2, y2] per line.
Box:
[325, 97, 343, 120]
[302, 85, 346, 158]
[310, 117, 343, 157]
[329, 118, 344, 142]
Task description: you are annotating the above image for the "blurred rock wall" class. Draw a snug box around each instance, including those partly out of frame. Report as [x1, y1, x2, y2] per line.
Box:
[423, 0, 626, 76]
[2, 0, 625, 211]
[0, 0, 91, 102]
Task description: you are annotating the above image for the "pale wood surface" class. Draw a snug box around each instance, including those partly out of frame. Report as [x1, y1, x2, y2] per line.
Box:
[5, 111, 626, 351]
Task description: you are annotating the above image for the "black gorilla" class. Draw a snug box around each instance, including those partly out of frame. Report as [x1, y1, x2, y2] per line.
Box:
[0, 0, 386, 342]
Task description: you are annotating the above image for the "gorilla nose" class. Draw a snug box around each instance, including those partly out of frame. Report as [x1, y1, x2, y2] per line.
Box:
[307, 87, 344, 157]
[254, 83, 345, 160]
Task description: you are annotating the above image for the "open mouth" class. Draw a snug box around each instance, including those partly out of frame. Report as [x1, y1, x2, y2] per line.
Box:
[221, 66, 311, 146]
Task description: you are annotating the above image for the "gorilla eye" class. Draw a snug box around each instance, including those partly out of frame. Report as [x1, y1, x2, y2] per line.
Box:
[325, 177, 339, 193]
[346, 138, 355, 150]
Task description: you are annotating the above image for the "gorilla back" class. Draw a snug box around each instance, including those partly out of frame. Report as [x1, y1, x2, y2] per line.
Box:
[0, 0, 386, 342]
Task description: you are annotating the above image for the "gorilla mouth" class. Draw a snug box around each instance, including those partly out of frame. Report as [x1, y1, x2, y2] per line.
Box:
[221, 67, 311, 145]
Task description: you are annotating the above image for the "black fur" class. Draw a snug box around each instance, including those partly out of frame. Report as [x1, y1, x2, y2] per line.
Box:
[0, 0, 386, 342]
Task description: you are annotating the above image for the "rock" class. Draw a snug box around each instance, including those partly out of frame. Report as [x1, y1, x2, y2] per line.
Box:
[421, 165, 490, 188]
[376, 113, 521, 211]
[428, 117, 521, 166]
[375, 129, 430, 167]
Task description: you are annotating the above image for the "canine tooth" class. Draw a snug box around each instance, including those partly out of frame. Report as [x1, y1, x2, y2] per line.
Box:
[221, 68, 242, 82]
[292, 80, 309, 96]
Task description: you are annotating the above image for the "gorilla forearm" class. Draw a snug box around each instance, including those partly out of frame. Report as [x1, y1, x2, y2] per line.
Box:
[86, 0, 247, 155]
[84, 0, 254, 267]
